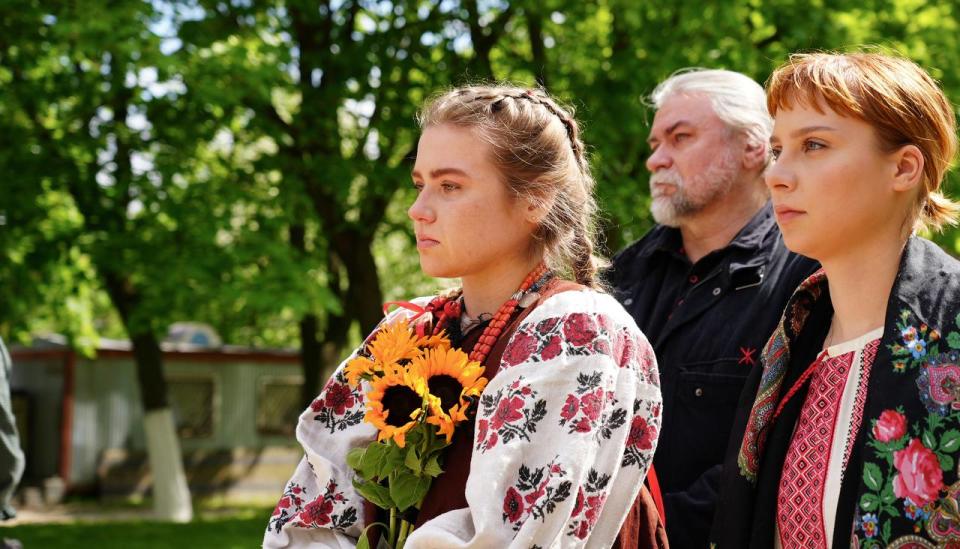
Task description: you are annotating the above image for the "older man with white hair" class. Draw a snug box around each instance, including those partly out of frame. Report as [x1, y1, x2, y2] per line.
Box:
[608, 69, 818, 548]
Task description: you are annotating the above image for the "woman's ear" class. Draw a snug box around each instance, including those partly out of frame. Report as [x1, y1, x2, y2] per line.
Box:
[891, 144, 925, 193]
[525, 195, 553, 226]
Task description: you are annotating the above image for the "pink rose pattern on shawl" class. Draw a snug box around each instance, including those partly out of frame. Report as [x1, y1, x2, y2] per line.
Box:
[851, 308, 960, 548]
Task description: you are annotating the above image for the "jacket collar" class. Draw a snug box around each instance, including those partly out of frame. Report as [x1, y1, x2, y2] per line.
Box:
[637, 201, 776, 259]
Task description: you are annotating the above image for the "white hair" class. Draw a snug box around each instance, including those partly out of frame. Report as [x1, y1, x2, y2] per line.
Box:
[650, 68, 772, 149]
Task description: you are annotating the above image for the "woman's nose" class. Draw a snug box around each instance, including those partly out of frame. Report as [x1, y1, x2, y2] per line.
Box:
[764, 155, 796, 192]
[408, 189, 435, 223]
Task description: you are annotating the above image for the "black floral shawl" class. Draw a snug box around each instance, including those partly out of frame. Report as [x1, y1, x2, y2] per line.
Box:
[711, 237, 960, 548]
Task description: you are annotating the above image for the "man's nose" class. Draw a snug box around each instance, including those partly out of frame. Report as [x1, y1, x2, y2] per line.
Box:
[646, 146, 672, 173]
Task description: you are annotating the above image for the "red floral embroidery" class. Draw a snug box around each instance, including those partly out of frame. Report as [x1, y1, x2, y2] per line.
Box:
[558, 371, 626, 441]
[501, 459, 572, 532]
[563, 313, 599, 347]
[323, 383, 356, 415]
[503, 487, 524, 523]
[268, 481, 307, 533]
[561, 395, 579, 421]
[493, 396, 525, 429]
[541, 336, 563, 360]
[313, 371, 365, 434]
[502, 331, 539, 367]
[623, 398, 661, 469]
[893, 438, 944, 506]
[477, 378, 547, 452]
[627, 416, 655, 450]
[567, 469, 611, 540]
[873, 409, 908, 443]
[291, 479, 358, 531]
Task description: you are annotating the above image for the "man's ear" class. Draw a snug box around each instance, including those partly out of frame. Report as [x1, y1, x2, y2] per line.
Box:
[742, 139, 767, 171]
[890, 144, 924, 193]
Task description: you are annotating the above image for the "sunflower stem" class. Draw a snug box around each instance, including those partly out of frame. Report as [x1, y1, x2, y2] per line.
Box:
[397, 519, 411, 549]
[389, 507, 398, 547]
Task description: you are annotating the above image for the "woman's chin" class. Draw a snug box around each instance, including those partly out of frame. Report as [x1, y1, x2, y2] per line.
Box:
[419, 260, 459, 280]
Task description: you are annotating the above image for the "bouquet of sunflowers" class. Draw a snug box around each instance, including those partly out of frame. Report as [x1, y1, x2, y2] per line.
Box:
[344, 318, 488, 549]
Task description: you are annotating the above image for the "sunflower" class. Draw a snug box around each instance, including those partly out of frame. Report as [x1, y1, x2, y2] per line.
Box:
[367, 319, 424, 366]
[344, 355, 376, 387]
[412, 347, 488, 442]
[365, 365, 428, 448]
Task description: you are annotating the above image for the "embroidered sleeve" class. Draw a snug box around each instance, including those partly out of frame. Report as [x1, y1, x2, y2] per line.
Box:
[263, 303, 431, 548]
[405, 291, 662, 548]
[262, 359, 374, 548]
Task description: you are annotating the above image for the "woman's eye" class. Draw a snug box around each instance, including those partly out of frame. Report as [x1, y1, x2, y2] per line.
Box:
[803, 140, 826, 152]
[770, 147, 782, 160]
[412, 182, 424, 193]
[441, 182, 459, 192]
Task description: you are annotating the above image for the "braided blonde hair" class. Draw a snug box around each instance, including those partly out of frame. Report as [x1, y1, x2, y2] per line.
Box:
[418, 85, 605, 288]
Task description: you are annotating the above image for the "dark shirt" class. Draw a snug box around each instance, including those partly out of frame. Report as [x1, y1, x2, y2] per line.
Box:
[607, 202, 818, 549]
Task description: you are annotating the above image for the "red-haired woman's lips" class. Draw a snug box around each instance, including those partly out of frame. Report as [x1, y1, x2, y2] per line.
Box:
[416, 235, 440, 249]
[774, 205, 805, 223]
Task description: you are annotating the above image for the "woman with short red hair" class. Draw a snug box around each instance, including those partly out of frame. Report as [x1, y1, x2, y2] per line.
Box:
[713, 52, 960, 548]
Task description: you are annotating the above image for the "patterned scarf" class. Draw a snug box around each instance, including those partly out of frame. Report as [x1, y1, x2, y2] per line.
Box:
[737, 269, 827, 482]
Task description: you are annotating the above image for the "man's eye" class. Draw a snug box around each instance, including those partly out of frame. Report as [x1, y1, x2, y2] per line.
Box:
[441, 182, 459, 192]
[674, 133, 690, 143]
[770, 147, 782, 160]
[412, 182, 424, 192]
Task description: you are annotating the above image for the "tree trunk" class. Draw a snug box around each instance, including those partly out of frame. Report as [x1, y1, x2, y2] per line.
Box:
[298, 312, 321, 410]
[102, 272, 193, 522]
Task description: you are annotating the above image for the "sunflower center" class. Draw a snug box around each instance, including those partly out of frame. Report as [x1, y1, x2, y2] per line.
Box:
[428, 374, 465, 412]
[382, 385, 421, 427]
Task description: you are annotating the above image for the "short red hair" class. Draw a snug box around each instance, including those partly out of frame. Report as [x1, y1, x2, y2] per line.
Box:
[767, 52, 959, 231]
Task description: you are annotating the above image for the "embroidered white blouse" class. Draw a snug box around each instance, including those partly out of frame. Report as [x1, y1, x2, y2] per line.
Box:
[263, 289, 662, 548]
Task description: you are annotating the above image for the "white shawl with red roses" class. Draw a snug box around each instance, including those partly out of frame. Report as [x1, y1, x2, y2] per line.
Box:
[263, 289, 662, 548]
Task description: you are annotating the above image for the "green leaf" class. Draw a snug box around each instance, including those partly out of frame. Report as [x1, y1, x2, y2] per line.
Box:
[353, 478, 394, 510]
[348, 443, 389, 480]
[863, 462, 883, 492]
[860, 492, 879, 511]
[404, 446, 423, 474]
[881, 482, 895, 504]
[941, 429, 960, 452]
[390, 471, 432, 511]
[939, 452, 955, 472]
[357, 522, 389, 549]
[923, 431, 937, 450]
[424, 454, 443, 477]
[380, 445, 406, 478]
[946, 331, 960, 349]
[882, 520, 892, 543]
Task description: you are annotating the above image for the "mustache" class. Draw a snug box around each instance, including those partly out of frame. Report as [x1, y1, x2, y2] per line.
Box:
[650, 170, 683, 189]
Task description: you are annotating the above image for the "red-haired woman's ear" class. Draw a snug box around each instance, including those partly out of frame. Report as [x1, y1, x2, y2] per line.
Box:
[891, 144, 924, 193]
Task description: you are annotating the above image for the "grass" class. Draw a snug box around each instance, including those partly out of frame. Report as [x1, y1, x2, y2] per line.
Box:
[0, 506, 274, 548]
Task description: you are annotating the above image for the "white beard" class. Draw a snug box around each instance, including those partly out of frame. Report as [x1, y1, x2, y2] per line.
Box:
[649, 149, 741, 227]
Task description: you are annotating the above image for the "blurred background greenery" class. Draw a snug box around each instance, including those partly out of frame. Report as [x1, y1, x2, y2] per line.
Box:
[3, 0, 960, 418]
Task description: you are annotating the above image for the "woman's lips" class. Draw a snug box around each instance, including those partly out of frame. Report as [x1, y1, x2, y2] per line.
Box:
[416, 237, 439, 249]
[774, 205, 805, 222]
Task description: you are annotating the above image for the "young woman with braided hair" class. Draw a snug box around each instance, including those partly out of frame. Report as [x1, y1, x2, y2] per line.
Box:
[264, 85, 662, 548]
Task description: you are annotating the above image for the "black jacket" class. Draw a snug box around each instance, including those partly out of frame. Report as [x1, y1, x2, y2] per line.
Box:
[713, 236, 960, 548]
[608, 203, 818, 548]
